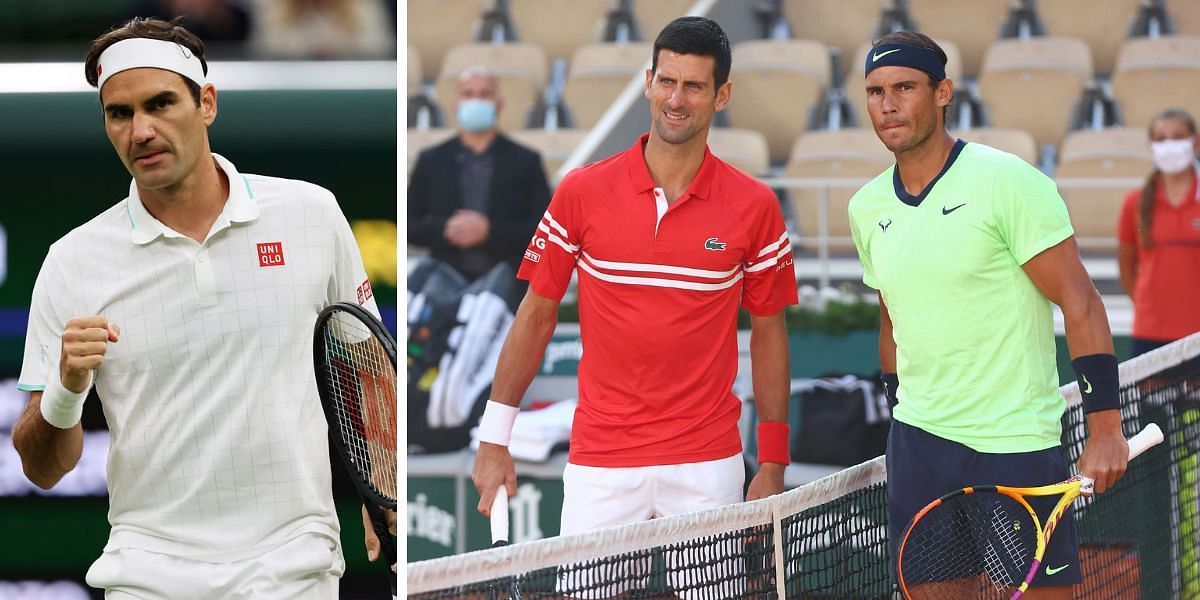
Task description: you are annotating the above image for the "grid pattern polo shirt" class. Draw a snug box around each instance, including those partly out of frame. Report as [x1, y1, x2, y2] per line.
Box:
[518, 134, 798, 467]
[19, 154, 379, 561]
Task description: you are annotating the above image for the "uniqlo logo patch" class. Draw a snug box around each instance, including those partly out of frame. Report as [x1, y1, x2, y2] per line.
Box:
[357, 279, 373, 305]
[257, 242, 285, 267]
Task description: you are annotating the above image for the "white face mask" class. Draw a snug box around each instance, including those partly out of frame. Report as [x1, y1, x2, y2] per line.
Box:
[1151, 138, 1197, 174]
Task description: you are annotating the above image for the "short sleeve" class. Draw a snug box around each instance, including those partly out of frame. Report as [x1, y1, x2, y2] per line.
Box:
[741, 193, 799, 316]
[849, 195, 878, 290]
[991, 159, 1075, 265]
[516, 174, 582, 301]
[326, 191, 381, 319]
[18, 252, 71, 392]
[1117, 188, 1141, 245]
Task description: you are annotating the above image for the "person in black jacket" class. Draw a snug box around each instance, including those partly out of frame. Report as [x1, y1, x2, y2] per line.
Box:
[407, 66, 551, 281]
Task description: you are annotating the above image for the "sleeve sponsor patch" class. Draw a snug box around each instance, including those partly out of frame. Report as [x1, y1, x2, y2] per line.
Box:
[356, 279, 373, 305]
[524, 248, 541, 263]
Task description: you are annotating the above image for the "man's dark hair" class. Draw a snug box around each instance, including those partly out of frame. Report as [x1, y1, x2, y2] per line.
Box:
[84, 17, 208, 106]
[651, 16, 732, 91]
[871, 30, 952, 122]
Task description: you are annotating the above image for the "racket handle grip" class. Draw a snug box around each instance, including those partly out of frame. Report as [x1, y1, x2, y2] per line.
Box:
[1127, 423, 1164, 458]
[1080, 423, 1165, 494]
[490, 487, 510, 546]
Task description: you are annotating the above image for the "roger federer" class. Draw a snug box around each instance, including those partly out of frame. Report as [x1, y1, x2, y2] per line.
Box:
[12, 18, 385, 598]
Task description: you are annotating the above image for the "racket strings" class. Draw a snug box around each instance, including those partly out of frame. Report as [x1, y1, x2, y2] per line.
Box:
[321, 313, 398, 503]
[901, 493, 1037, 599]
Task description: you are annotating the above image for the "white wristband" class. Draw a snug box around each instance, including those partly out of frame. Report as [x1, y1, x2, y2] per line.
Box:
[40, 372, 91, 430]
[477, 400, 519, 446]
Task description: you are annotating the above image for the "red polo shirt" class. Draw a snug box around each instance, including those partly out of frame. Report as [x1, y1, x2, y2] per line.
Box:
[518, 134, 798, 467]
[1117, 173, 1200, 341]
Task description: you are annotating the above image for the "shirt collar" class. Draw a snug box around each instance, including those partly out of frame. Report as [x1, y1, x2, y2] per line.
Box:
[625, 132, 719, 201]
[127, 153, 259, 245]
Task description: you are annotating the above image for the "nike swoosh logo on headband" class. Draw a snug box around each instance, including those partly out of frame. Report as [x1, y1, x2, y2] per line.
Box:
[873, 49, 901, 62]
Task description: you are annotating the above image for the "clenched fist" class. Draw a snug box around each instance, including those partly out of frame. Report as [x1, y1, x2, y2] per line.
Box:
[60, 316, 120, 392]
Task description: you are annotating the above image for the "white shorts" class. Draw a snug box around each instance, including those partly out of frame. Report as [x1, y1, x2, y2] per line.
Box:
[85, 534, 343, 600]
[558, 453, 746, 599]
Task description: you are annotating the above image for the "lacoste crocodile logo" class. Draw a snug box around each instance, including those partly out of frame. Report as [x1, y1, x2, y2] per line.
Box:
[704, 237, 726, 251]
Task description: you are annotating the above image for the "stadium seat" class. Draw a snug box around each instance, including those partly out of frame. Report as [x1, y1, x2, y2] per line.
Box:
[727, 39, 832, 164]
[907, 0, 1014, 77]
[978, 36, 1093, 148]
[1111, 35, 1200, 130]
[843, 38, 963, 127]
[508, 128, 589, 183]
[707, 127, 771, 177]
[949, 127, 1037, 165]
[782, 0, 887, 67]
[782, 129, 893, 249]
[1033, 0, 1141, 76]
[435, 43, 549, 132]
[1165, 0, 1200, 34]
[508, 0, 612, 64]
[562, 42, 652, 130]
[631, 0, 695, 41]
[408, 0, 487, 82]
[406, 128, 457, 175]
[1055, 127, 1151, 249]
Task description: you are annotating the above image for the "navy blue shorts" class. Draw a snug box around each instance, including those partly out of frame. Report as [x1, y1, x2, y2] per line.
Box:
[887, 420, 1082, 586]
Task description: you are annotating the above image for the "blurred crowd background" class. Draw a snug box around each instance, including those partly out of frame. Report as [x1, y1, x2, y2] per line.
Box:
[0, 0, 398, 61]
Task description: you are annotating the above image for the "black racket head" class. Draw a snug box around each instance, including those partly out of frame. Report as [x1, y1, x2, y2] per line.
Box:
[898, 488, 1039, 599]
[313, 302, 398, 510]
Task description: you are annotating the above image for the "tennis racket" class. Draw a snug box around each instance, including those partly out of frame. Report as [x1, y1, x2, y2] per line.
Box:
[313, 302, 398, 597]
[489, 488, 521, 599]
[897, 423, 1164, 600]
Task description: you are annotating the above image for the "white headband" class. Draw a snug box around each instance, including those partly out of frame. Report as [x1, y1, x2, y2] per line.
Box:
[96, 38, 206, 90]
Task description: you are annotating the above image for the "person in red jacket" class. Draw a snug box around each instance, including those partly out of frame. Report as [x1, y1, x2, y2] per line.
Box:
[1118, 108, 1200, 357]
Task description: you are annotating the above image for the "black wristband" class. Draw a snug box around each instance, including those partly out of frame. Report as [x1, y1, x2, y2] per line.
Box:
[1071, 353, 1120, 414]
[881, 372, 899, 410]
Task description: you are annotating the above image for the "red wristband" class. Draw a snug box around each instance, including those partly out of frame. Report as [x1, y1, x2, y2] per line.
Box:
[756, 421, 790, 466]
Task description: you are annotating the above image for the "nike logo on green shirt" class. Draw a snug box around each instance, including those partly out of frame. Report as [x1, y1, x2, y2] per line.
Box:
[1046, 564, 1069, 575]
[873, 49, 901, 62]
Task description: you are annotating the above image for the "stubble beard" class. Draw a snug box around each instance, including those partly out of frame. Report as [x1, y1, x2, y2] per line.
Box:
[883, 118, 937, 155]
[654, 114, 702, 146]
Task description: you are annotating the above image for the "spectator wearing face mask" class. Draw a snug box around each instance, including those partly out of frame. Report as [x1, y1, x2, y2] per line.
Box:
[1117, 108, 1200, 357]
[407, 66, 551, 282]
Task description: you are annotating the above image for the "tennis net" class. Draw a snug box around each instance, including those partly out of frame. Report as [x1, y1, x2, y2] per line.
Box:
[407, 332, 1200, 598]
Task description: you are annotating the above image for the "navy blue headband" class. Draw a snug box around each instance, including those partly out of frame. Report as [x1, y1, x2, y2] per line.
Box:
[864, 42, 946, 81]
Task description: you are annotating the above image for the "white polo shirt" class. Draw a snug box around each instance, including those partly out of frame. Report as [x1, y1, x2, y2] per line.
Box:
[18, 154, 379, 561]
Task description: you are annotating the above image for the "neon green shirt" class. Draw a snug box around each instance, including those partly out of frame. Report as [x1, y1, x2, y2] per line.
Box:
[849, 141, 1074, 453]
